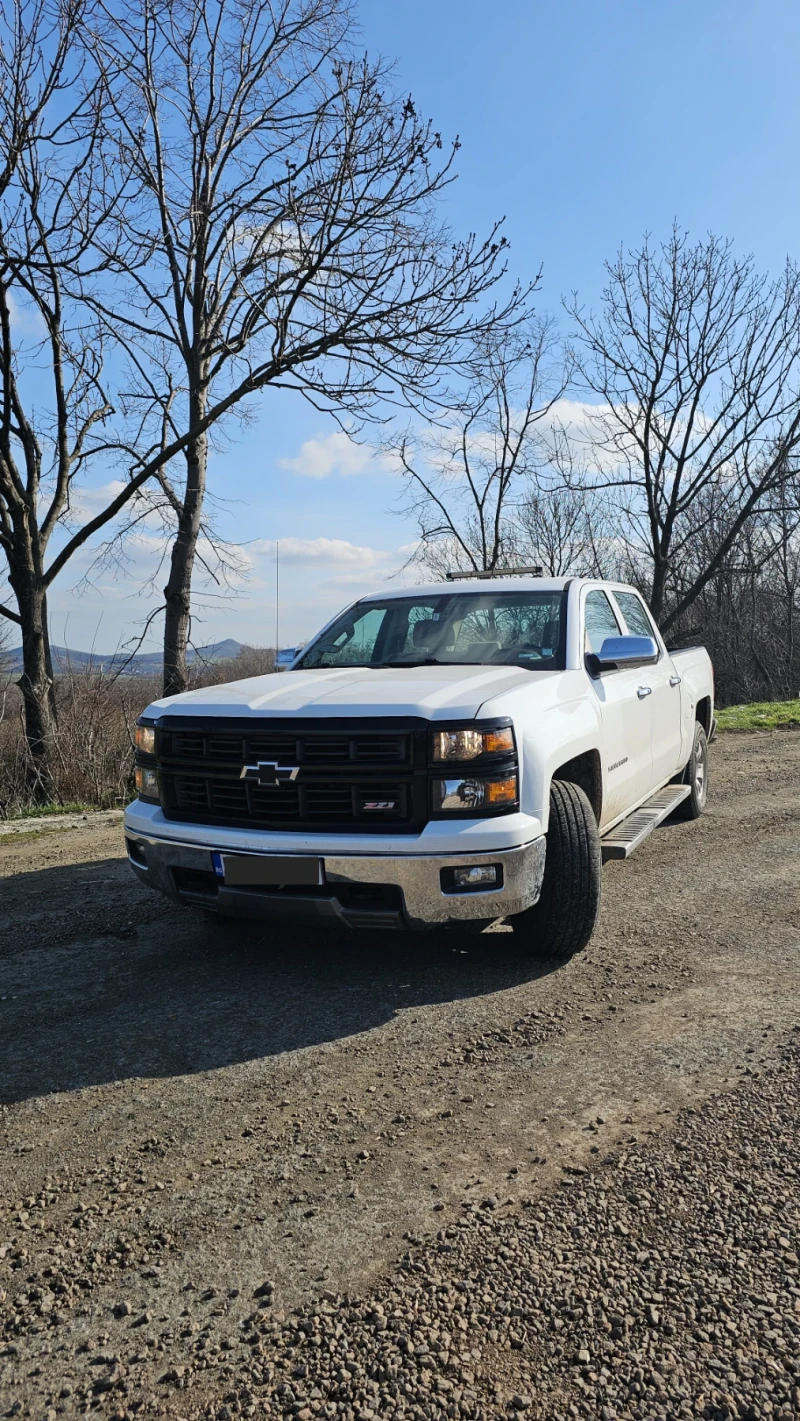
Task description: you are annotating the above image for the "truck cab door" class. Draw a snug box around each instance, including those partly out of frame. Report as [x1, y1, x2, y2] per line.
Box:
[611, 590, 683, 786]
[583, 589, 653, 829]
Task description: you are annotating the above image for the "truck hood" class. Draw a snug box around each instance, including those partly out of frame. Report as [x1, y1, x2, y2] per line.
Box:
[144, 663, 555, 721]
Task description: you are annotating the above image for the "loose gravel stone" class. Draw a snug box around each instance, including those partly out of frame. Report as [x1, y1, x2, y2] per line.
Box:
[203, 1040, 797, 1421]
[2, 735, 800, 1420]
[7, 1039, 794, 1419]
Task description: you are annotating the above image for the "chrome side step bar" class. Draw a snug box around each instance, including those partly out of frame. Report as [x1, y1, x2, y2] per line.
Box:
[600, 782, 691, 861]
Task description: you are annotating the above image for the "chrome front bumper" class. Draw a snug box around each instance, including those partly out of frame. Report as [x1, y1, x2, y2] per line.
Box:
[124, 831, 546, 930]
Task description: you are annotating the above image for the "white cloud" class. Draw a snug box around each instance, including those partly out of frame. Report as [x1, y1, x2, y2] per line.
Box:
[6, 288, 47, 339]
[68, 480, 129, 527]
[278, 432, 378, 479]
[251, 535, 387, 568]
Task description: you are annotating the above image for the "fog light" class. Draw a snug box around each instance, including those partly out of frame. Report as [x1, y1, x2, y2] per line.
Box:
[125, 837, 147, 866]
[454, 864, 498, 888]
[441, 863, 503, 894]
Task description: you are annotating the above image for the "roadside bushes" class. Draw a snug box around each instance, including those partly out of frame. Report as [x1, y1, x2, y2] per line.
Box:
[0, 669, 153, 814]
[0, 646, 275, 815]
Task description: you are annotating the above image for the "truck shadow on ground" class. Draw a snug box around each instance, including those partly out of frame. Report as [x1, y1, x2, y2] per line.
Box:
[0, 855, 560, 1104]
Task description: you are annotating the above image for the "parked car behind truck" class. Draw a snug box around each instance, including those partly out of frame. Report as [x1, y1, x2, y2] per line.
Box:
[125, 576, 714, 957]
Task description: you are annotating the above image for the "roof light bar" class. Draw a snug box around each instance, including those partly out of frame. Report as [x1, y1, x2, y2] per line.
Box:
[445, 565, 544, 581]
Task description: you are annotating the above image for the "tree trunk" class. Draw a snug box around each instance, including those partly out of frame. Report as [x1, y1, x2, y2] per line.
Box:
[649, 558, 670, 623]
[9, 566, 59, 803]
[162, 397, 208, 698]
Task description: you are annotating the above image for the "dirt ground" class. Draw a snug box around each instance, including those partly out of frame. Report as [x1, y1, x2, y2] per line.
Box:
[1, 730, 799, 1418]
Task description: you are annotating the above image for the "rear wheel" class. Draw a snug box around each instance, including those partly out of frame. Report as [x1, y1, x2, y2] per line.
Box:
[674, 722, 708, 820]
[509, 779, 602, 959]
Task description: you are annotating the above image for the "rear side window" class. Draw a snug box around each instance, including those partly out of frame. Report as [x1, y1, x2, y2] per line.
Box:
[615, 590, 658, 641]
[584, 591, 622, 654]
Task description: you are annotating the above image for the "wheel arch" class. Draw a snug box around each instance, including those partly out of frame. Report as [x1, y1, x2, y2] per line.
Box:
[695, 695, 712, 736]
[548, 748, 602, 825]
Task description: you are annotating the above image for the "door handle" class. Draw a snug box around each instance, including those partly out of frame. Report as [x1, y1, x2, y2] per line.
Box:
[637, 685, 652, 699]
[669, 674, 681, 687]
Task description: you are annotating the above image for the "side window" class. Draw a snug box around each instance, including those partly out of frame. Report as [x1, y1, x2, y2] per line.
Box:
[584, 590, 622, 655]
[615, 591, 659, 642]
[314, 606, 387, 666]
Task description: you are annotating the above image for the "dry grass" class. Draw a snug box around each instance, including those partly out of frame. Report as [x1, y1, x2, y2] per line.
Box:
[0, 645, 275, 816]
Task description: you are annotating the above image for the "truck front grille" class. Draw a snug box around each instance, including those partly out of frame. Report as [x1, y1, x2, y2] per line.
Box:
[156, 717, 427, 833]
[166, 727, 408, 766]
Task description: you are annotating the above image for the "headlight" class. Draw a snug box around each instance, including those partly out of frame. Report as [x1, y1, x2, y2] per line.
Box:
[431, 726, 515, 761]
[135, 765, 160, 802]
[135, 724, 156, 756]
[433, 774, 518, 812]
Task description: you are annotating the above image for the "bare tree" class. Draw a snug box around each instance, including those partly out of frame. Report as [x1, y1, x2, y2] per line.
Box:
[514, 482, 609, 578]
[92, 0, 531, 696]
[567, 228, 800, 631]
[395, 320, 567, 577]
[0, 0, 124, 797]
[0, 0, 209, 798]
[667, 472, 800, 703]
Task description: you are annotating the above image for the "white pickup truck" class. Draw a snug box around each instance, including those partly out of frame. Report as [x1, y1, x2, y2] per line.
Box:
[125, 576, 714, 957]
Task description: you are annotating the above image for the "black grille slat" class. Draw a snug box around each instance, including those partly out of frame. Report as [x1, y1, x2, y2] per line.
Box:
[245, 735, 296, 762]
[172, 776, 211, 812]
[172, 732, 206, 758]
[302, 738, 350, 764]
[206, 734, 246, 761]
[208, 782, 249, 814]
[157, 717, 424, 833]
[250, 786, 301, 819]
[352, 736, 406, 763]
[304, 785, 355, 819]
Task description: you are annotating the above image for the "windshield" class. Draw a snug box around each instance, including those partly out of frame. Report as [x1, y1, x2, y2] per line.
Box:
[295, 590, 566, 670]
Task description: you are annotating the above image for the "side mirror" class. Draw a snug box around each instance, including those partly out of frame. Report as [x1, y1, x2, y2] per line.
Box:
[587, 635, 659, 676]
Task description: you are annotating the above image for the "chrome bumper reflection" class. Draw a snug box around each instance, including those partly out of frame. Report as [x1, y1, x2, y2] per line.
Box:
[124, 832, 546, 929]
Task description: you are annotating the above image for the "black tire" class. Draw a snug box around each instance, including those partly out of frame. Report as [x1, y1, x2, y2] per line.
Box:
[674, 722, 708, 820]
[510, 779, 602, 959]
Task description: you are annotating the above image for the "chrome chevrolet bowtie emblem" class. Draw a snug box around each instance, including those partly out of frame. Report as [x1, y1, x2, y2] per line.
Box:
[240, 760, 300, 786]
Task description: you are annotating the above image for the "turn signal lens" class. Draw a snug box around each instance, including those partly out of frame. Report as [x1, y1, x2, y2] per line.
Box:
[484, 776, 518, 805]
[432, 726, 515, 761]
[135, 724, 156, 755]
[482, 728, 515, 754]
[135, 765, 160, 802]
[433, 773, 518, 812]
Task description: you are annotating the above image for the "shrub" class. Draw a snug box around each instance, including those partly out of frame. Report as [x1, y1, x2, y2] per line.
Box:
[0, 645, 275, 815]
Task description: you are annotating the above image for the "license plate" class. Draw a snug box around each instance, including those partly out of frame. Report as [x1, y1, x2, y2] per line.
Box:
[211, 853, 323, 887]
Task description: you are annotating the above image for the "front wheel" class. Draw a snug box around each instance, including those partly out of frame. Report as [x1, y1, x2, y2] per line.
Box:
[674, 722, 708, 820]
[509, 779, 602, 959]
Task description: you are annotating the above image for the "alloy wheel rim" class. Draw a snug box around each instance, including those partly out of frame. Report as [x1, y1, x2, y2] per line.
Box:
[695, 736, 707, 801]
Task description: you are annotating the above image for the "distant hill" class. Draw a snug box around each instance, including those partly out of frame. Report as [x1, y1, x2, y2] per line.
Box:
[1, 638, 246, 677]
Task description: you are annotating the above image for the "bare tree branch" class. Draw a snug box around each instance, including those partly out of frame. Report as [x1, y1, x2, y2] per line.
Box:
[566, 226, 800, 629]
[87, 0, 534, 694]
[394, 319, 571, 577]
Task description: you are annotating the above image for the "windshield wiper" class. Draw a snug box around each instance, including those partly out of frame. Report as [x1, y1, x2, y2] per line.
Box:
[369, 658, 473, 668]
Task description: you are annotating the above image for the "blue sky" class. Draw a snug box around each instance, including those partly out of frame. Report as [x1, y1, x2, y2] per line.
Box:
[44, 0, 800, 655]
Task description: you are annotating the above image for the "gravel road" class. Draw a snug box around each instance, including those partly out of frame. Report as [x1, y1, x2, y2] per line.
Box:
[1, 730, 799, 1419]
